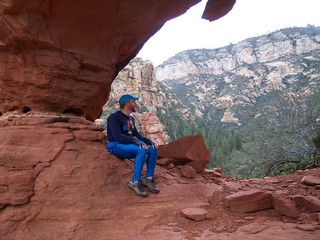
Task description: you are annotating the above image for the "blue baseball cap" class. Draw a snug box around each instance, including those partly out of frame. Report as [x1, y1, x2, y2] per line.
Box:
[119, 94, 139, 104]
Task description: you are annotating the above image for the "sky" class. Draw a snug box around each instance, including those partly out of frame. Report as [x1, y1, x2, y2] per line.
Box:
[137, 0, 320, 67]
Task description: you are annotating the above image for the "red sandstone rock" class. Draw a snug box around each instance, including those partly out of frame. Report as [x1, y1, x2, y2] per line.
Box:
[292, 195, 320, 212]
[181, 207, 208, 221]
[1, 115, 320, 239]
[223, 190, 272, 213]
[0, 0, 234, 121]
[311, 213, 320, 222]
[295, 224, 316, 231]
[158, 135, 210, 172]
[202, 0, 236, 21]
[181, 165, 197, 178]
[156, 157, 177, 166]
[271, 196, 299, 219]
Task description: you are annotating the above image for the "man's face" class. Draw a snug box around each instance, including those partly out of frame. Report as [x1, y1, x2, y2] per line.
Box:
[126, 100, 136, 112]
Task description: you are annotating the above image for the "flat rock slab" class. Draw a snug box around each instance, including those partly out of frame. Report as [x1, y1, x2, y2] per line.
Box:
[224, 189, 272, 213]
[271, 196, 299, 218]
[292, 195, 320, 212]
[181, 207, 208, 221]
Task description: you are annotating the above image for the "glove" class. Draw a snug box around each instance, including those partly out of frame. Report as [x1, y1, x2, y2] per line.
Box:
[135, 140, 148, 149]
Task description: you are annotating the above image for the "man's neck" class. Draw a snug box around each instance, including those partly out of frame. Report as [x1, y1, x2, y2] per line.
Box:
[121, 108, 131, 116]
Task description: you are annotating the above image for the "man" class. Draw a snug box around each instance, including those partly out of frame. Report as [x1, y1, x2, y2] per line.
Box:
[106, 94, 160, 197]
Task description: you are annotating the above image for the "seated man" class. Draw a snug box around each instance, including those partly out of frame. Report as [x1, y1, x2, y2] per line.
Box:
[106, 94, 160, 197]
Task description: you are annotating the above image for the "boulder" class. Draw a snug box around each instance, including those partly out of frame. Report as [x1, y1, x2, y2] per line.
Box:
[292, 195, 320, 212]
[271, 196, 299, 219]
[158, 135, 210, 172]
[223, 190, 272, 213]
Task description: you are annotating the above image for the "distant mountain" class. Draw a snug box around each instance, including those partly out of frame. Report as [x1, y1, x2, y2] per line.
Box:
[155, 26, 320, 129]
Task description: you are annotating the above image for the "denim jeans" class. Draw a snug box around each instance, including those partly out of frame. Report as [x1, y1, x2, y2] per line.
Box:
[109, 142, 158, 182]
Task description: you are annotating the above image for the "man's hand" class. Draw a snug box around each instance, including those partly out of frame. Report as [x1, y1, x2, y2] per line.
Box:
[135, 140, 148, 149]
[151, 141, 158, 149]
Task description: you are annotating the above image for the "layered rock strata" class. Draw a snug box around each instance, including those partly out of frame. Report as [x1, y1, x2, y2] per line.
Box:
[0, 0, 234, 121]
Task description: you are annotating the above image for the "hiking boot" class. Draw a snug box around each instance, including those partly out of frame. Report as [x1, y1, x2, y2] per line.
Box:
[141, 177, 160, 194]
[127, 180, 148, 197]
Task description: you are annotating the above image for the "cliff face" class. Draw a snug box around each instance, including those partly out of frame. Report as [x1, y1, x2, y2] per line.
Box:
[155, 27, 320, 125]
[99, 58, 171, 145]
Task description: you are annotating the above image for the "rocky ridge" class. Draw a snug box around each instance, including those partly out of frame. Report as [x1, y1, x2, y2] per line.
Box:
[155, 26, 320, 125]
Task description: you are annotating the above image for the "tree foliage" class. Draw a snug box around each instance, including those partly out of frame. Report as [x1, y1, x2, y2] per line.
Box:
[160, 92, 320, 179]
[228, 96, 320, 178]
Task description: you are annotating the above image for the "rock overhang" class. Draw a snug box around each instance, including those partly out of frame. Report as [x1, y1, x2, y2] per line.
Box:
[0, 0, 236, 121]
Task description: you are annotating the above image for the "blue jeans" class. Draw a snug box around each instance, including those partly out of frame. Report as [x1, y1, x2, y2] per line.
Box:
[108, 142, 158, 182]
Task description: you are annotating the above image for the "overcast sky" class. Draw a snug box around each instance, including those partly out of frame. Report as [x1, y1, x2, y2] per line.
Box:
[137, 0, 320, 67]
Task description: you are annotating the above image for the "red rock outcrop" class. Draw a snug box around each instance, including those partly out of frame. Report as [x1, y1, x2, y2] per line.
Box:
[223, 190, 273, 213]
[1, 114, 320, 239]
[158, 135, 211, 172]
[0, 0, 234, 121]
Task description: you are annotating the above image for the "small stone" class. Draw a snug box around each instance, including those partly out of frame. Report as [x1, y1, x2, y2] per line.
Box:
[180, 165, 197, 178]
[301, 176, 320, 186]
[311, 213, 320, 222]
[167, 222, 178, 226]
[157, 157, 176, 166]
[212, 171, 222, 178]
[166, 163, 175, 169]
[295, 224, 316, 231]
[292, 195, 320, 212]
[181, 207, 208, 222]
[213, 167, 222, 174]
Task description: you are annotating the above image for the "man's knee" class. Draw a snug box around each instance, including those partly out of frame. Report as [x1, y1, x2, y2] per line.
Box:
[137, 148, 148, 156]
[148, 146, 158, 155]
